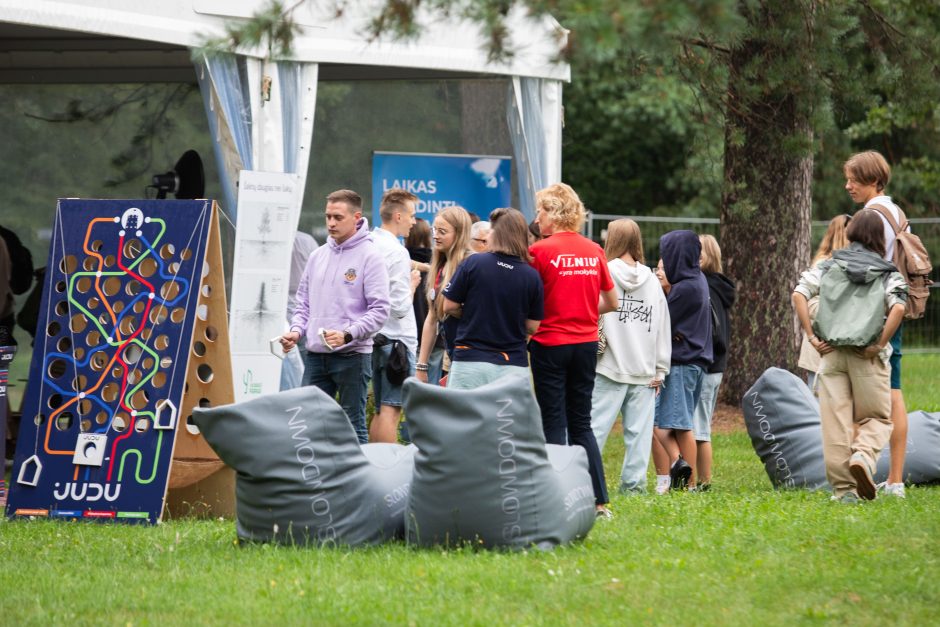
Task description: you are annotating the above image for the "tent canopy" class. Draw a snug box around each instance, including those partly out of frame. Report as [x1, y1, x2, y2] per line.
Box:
[0, 1, 570, 83]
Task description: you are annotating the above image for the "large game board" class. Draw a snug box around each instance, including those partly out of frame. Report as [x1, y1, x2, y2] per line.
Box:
[6, 199, 232, 524]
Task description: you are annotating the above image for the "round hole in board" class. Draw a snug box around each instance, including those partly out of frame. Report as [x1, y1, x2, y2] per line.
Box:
[57, 336, 72, 353]
[59, 255, 78, 273]
[198, 397, 211, 408]
[87, 330, 100, 347]
[81, 419, 92, 432]
[170, 307, 185, 324]
[196, 304, 208, 322]
[142, 357, 154, 370]
[112, 413, 129, 433]
[134, 418, 150, 433]
[55, 280, 67, 293]
[95, 411, 108, 425]
[103, 255, 116, 268]
[112, 301, 124, 313]
[73, 347, 85, 361]
[47, 321, 61, 336]
[160, 243, 176, 260]
[149, 306, 168, 325]
[119, 316, 136, 336]
[204, 325, 218, 342]
[102, 276, 121, 297]
[69, 314, 88, 333]
[154, 335, 170, 350]
[72, 374, 88, 391]
[130, 389, 150, 410]
[125, 280, 142, 296]
[140, 328, 152, 341]
[133, 300, 145, 314]
[78, 399, 93, 416]
[169, 261, 180, 274]
[34, 413, 46, 426]
[202, 261, 210, 279]
[201, 284, 211, 298]
[138, 257, 157, 278]
[160, 356, 173, 369]
[160, 281, 180, 301]
[90, 240, 104, 253]
[47, 358, 67, 379]
[152, 372, 166, 388]
[185, 414, 200, 435]
[122, 344, 142, 364]
[82, 256, 98, 272]
[87, 296, 100, 310]
[192, 341, 206, 357]
[123, 239, 143, 260]
[55, 412, 74, 431]
[75, 277, 91, 294]
[48, 393, 63, 409]
[101, 382, 119, 403]
[180, 248, 192, 261]
[55, 300, 69, 316]
[90, 351, 108, 372]
[111, 365, 124, 379]
[196, 364, 213, 384]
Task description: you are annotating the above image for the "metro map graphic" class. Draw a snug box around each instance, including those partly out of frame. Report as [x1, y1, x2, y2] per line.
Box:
[6, 199, 213, 523]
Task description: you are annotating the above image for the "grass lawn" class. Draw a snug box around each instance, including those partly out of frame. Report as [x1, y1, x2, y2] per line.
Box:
[3, 435, 939, 624]
[2, 350, 938, 624]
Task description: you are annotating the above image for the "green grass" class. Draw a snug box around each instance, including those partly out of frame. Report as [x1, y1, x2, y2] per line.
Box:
[2, 430, 938, 625]
[902, 352, 940, 412]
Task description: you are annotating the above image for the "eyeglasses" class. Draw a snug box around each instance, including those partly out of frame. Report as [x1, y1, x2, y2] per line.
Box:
[431, 227, 450, 236]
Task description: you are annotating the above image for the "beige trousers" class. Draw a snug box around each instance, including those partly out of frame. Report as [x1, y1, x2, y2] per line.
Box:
[818, 348, 893, 497]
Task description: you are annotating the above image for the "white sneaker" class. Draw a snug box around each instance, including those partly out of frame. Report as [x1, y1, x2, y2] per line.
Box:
[878, 482, 906, 498]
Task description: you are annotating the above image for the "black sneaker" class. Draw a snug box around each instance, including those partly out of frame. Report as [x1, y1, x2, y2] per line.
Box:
[669, 457, 692, 490]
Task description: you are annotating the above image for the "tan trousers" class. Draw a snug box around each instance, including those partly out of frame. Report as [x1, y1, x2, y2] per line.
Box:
[818, 348, 893, 497]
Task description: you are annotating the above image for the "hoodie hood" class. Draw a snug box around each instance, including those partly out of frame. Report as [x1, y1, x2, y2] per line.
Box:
[830, 241, 897, 283]
[660, 230, 702, 284]
[608, 258, 654, 293]
[328, 217, 372, 251]
[706, 272, 736, 308]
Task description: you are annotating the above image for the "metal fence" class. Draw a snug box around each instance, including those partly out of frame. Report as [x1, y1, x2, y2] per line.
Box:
[586, 213, 940, 351]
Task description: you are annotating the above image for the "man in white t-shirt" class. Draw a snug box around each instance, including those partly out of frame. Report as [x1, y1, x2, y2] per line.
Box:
[369, 189, 421, 443]
[844, 150, 909, 498]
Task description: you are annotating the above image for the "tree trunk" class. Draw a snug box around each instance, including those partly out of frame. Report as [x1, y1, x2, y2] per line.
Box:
[719, 4, 814, 404]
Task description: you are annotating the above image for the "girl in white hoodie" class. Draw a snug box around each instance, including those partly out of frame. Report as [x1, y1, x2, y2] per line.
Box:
[590, 219, 672, 493]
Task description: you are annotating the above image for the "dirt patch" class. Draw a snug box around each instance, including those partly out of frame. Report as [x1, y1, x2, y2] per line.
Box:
[712, 402, 746, 434]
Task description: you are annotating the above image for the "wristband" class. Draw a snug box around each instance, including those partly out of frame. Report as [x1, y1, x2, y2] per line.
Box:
[415, 363, 429, 372]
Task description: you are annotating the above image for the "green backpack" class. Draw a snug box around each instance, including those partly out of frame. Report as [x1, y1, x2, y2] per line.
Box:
[812, 262, 886, 347]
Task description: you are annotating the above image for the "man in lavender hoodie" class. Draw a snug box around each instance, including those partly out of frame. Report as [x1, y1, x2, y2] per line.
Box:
[280, 189, 390, 443]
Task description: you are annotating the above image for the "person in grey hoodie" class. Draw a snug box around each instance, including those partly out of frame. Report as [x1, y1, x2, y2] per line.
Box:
[590, 219, 671, 494]
[281, 189, 390, 443]
[792, 209, 906, 502]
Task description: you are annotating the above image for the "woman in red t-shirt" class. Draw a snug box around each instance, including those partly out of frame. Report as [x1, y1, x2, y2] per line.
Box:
[528, 183, 618, 518]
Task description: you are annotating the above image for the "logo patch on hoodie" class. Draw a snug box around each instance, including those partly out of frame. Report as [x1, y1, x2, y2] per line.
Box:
[344, 268, 357, 283]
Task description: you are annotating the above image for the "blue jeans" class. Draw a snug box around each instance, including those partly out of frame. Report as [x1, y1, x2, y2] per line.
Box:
[590, 374, 655, 493]
[302, 351, 372, 443]
[692, 372, 723, 442]
[655, 364, 704, 430]
[529, 340, 608, 506]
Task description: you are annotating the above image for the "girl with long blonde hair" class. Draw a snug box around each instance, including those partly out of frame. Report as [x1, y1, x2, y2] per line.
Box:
[415, 205, 473, 383]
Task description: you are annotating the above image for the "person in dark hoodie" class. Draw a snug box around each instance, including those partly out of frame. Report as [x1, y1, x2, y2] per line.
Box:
[792, 209, 906, 503]
[652, 230, 713, 490]
[692, 234, 736, 490]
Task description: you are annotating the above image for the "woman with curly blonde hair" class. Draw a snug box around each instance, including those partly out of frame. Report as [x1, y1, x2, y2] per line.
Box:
[529, 183, 618, 518]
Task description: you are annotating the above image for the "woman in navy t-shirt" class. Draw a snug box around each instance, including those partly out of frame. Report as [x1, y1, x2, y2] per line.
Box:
[441, 208, 543, 389]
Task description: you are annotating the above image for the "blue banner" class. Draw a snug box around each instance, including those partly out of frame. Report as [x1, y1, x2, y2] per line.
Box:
[372, 152, 511, 226]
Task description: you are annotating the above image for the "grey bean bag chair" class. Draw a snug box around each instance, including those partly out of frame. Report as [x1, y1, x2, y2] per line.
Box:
[743, 367, 940, 489]
[192, 386, 417, 546]
[742, 367, 829, 490]
[402, 373, 596, 550]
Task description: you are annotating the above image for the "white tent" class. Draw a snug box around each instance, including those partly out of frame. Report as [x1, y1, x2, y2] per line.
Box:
[0, 0, 570, 218]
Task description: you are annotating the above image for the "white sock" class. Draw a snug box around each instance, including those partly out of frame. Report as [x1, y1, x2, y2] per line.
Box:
[656, 475, 670, 494]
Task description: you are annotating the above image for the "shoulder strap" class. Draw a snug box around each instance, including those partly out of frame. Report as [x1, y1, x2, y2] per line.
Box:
[869, 203, 905, 234]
